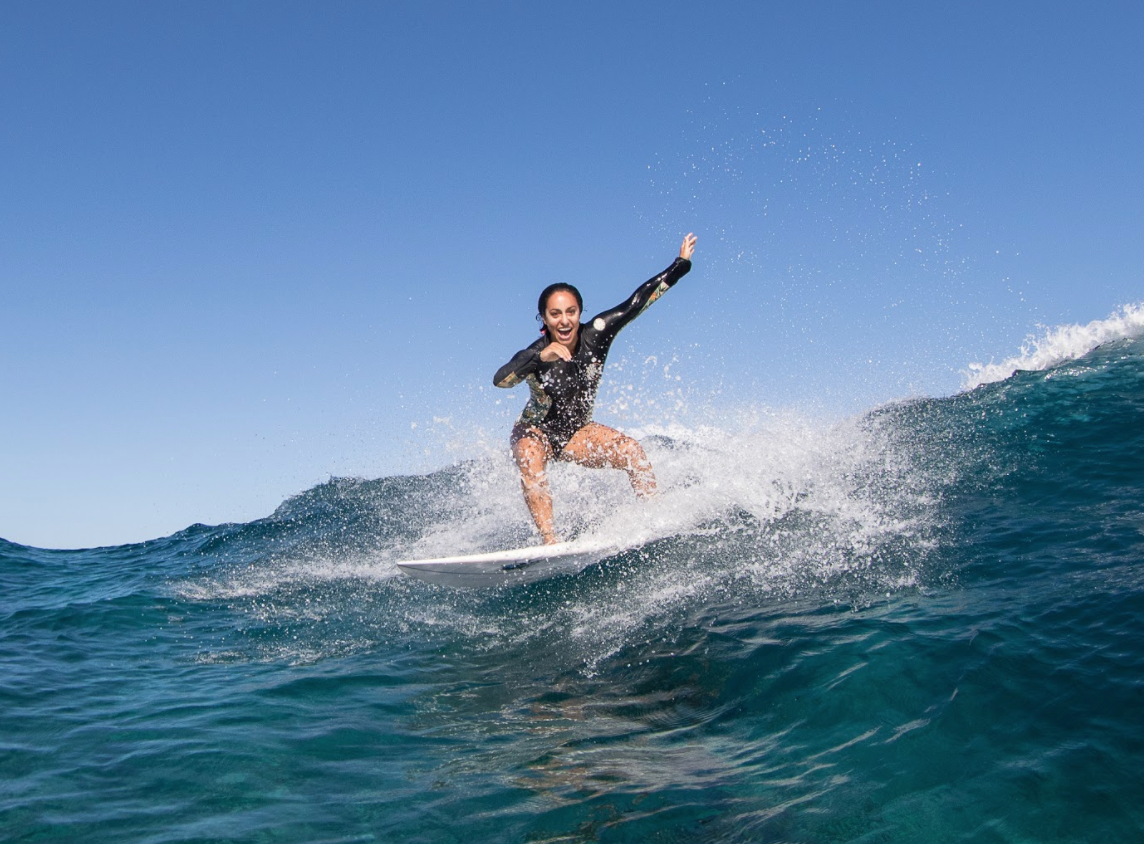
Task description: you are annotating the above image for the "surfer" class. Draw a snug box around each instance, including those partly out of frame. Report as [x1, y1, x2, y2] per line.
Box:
[494, 233, 698, 544]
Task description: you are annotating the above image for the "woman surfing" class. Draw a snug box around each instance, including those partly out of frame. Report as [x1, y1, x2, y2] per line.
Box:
[494, 233, 698, 544]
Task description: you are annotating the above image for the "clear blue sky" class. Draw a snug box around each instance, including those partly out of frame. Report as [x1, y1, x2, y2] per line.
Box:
[3, 1, 1141, 548]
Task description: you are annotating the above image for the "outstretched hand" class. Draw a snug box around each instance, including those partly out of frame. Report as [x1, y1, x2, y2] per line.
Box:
[679, 233, 697, 261]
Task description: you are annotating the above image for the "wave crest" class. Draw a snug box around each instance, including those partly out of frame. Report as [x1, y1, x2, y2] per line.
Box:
[962, 302, 1144, 390]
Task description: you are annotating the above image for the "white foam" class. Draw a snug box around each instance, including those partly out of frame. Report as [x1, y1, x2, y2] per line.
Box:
[962, 302, 1144, 390]
[177, 395, 945, 668]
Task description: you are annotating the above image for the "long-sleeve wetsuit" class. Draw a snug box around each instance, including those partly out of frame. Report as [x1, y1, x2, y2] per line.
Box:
[493, 257, 692, 453]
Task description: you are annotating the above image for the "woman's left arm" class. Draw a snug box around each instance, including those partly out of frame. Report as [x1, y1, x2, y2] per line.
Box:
[591, 234, 698, 334]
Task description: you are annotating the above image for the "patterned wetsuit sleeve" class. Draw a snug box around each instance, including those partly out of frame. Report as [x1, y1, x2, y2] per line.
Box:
[493, 345, 542, 388]
[590, 257, 692, 340]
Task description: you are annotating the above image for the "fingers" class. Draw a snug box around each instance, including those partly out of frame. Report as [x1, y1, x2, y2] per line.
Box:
[540, 343, 572, 362]
[680, 232, 697, 259]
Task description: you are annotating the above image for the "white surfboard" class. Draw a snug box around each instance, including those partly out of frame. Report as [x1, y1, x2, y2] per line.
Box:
[396, 539, 621, 588]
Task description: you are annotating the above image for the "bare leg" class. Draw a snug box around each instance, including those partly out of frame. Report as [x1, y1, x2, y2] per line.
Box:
[511, 427, 559, 545]
[560, 422, 657, 498]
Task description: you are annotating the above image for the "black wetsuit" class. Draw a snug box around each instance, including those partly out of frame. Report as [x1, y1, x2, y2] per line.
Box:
[493, 257, 692, 453]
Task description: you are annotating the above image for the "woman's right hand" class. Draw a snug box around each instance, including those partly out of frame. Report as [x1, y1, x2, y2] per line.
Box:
[540, 343, 572, 362]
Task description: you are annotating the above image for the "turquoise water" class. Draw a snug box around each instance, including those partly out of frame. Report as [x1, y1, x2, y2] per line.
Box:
[3, 334, 1144, 842]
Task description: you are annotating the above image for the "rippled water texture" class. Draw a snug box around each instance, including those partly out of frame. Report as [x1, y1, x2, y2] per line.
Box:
[3, 334, 1144, 842]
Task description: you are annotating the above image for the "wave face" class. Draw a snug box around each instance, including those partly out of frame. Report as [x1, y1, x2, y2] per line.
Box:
[4, 334, 1144, 842]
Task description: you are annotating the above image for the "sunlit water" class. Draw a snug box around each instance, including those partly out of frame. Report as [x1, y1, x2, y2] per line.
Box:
[4, 311, 1144, 842]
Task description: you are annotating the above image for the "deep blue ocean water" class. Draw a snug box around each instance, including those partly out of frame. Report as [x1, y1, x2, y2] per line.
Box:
[4, 332, 1144, 843]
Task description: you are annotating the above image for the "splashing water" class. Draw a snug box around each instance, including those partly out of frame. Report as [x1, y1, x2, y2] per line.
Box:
[963, 301, 1144, 389]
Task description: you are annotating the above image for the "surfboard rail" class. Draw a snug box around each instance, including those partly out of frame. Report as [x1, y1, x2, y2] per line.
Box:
[396, 539, 620, 588]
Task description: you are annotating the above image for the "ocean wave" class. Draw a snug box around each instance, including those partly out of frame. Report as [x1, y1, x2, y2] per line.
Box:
[962, 302, 1144, 389]
[6, 334, 1144, 842]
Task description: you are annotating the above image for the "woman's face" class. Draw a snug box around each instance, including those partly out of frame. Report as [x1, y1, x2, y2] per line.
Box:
[542, 290, 581, 350]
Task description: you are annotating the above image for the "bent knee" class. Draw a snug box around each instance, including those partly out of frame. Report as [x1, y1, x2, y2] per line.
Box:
[618, 438, 650, 466]
[513, 447, 549, 483]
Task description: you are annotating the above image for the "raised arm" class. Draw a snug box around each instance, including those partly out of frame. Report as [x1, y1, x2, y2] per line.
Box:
[679, 232, 697, 261]
[590, 234, 697, 336]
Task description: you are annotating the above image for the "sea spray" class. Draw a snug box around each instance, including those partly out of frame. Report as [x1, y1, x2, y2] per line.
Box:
[963, 301, 1144, 388]
[165, 399, 946, 675]
[5, 335, 1144, 842]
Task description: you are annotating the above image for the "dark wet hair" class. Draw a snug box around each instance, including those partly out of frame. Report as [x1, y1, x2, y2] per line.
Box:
[536, 283, 583, 335]
[537, 283, 583, 317]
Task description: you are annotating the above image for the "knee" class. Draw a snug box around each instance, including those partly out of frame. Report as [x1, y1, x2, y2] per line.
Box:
[513, 444, 549, 488]
[621, 439, 650, 470]
[519, 470, 548, 494]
